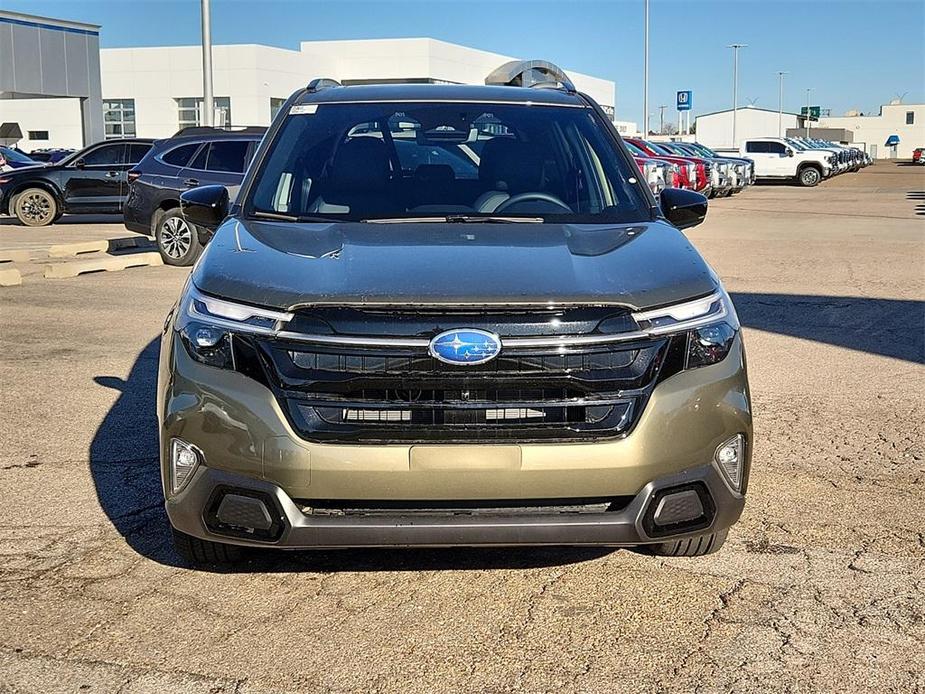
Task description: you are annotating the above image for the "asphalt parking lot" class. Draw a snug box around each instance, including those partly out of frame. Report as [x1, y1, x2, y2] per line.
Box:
[1, 163, 923, 693]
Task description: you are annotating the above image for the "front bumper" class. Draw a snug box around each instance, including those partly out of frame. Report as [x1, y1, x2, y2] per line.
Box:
[159, 330, 752, 548]
[166, 461, 745, 549]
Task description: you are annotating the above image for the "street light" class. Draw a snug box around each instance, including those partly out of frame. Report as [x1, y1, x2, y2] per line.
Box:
[805, 87, 814, 137]
[728, 43, 747, 147]
[777, 71, 789, 137]
[643, 0, 649, 139]
[200, 0, 214, 127]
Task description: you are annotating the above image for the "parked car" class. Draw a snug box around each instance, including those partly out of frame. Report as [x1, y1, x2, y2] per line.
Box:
[625, 140, 693, 190]
[124, 126, 266, 265]
[914, 147, 925, 165]
[626, 138, 714, 196]
[672, 142, 754, 193]
[740, 137, 834, 187]
[0, 146, 39, 171]
[0, 139, 154, 226]
[27, 148, 76, 164]
[659, 142, 748, 196]
[160, 60, 752, 564]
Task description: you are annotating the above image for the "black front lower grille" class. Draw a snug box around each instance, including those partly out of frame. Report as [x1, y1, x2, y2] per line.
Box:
[233, 325, 685, 444]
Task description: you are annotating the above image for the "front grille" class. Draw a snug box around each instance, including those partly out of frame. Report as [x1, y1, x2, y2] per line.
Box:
[233, 315, 686, 444]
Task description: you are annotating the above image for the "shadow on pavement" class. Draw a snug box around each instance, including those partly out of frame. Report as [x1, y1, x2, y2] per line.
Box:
[90, 291, 923, 569]
[0, 213, 126, 226]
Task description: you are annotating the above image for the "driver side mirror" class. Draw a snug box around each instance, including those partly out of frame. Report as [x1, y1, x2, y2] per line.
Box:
[786, 149, 795, 157]
[180, 185, 229, 231]
[660, 187, 707, 230]
[74, 158, 86, 169]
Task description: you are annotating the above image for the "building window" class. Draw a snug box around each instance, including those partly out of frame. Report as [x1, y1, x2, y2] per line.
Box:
[103, 99, 136, 139]
[27, 130, 49, 141]
[906, 111, 915, 125]
[176, 97, 232, 129]
[270, 98, 286, 120]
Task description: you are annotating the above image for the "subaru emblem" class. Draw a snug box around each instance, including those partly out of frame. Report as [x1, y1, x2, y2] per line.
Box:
[429, 329, 502, 366]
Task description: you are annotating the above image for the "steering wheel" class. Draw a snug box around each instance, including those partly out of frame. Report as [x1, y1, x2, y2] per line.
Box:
[494, 192, 572, 214]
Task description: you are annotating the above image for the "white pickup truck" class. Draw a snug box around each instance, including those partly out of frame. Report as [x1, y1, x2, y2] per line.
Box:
[740, 137, 835, 187]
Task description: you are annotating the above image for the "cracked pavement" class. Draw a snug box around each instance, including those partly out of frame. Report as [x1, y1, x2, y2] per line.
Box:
[1, 163, 923, 693]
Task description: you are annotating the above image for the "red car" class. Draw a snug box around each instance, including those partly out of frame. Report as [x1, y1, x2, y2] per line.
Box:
[626, 141, 690, 189]
[913, 147, 924, 165]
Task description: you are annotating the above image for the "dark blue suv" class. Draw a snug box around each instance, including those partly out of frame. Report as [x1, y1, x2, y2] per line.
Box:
[124, 127, 265, 265]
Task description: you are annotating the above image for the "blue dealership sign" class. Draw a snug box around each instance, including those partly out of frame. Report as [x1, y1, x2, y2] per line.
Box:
[677, 91, 692, 111]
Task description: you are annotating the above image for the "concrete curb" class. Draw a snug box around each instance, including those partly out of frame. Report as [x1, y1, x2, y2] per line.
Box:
[43, 252, 163, 279]
[47, 236, 154, 258]
[0, 250, 31, 264]
[0, 267, 23, 287]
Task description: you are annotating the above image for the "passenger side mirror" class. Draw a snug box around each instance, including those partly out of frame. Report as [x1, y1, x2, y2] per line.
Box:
[659, 187, 708, 230]
[74, 158, 86, 169]
[180, 185, 229, 231]
[786, 149, 795, 157]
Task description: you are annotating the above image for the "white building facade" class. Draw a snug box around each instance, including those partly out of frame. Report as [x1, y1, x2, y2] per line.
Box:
[694, 106, 804, 150]
[0, 38, 617, 150]
[818, 102, 924, 159]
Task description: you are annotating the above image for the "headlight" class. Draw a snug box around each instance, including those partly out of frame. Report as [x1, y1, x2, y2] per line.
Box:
[633, 291, 739, 369]
[176, 285, 293, 369]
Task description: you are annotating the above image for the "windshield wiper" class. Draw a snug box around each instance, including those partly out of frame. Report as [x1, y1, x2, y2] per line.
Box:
[250, 211, 347, 223]
[366, 215, 544, 224]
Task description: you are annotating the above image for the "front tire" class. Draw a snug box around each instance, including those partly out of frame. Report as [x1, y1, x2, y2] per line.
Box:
[171, 528, 242, 565]
[643, 529, 728, 557]
[156, 208, 202, 266]
[12, 188, 57, 227]
[798, 166, 821, 187]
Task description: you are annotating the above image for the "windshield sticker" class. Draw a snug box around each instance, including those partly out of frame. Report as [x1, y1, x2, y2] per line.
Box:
[291, 104, 318, 115]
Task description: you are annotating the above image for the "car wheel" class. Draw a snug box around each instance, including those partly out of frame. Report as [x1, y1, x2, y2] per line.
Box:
[172, 528, 242, 565]
[798, 167, 821, 187]
[156, 208, 202, 266]
[641, 529, 728, 557]
[13, 188, 57, 227]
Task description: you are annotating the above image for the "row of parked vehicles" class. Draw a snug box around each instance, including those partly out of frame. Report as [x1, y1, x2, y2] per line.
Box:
[0, 114, 870, 268]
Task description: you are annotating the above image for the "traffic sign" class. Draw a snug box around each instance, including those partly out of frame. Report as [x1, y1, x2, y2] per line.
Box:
[800, 106, 821, 120]
[677, 91, 692, 111]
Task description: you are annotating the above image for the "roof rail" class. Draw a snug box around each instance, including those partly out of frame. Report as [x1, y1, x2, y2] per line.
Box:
[172, 125, 267, 137]
[307, 78, 342, 93]
[484, 60, 576, 93]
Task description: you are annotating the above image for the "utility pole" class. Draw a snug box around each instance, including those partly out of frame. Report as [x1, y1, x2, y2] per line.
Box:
[201, 0, 214, 126]
[658, 105, 667, 134]
[643, 0, 649, 136]
[805, 87, 814, 137]
[727, 43, 747, 146]
[777, 71, 789, 137]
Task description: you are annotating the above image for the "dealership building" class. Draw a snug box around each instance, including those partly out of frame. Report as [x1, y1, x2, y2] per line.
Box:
[0, 20, 618, 150]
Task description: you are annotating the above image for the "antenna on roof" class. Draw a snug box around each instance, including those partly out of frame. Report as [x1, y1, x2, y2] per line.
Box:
[484, 60, 576, 93]
[306, 78, 342, 93]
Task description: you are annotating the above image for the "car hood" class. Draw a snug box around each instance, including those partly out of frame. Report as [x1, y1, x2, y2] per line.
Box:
[192, 218, 719, 311]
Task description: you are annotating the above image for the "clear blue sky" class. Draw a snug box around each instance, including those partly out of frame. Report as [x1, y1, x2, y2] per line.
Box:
[6, 0, 924, 123]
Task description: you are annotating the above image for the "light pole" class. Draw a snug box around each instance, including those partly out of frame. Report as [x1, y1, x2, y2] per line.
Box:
[777, 71, 789, 137]
[805, 87, 814, 137]
[658, 105, 668, 134]
[201, 0, 214, 126]
[643, 0, 649, 137]
[728, 43, 747, 147]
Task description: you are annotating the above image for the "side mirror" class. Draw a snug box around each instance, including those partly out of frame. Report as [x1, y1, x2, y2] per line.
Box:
[180, 185, 229, 231]
[74, 158, 86, 169]
[787, 149, 795, 157]
[660, 187, 708, 230]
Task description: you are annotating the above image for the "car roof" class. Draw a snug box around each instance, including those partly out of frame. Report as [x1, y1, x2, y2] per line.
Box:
[297, 83, 586, 107]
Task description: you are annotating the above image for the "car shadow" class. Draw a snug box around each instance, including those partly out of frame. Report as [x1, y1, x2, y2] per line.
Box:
[90, 291, 923, 570]
[0, 213, 126, 226]
[907, 191, 925, 216]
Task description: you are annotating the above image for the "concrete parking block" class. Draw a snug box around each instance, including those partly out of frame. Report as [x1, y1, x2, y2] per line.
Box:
[0, 249, 31, 263]
[43, 251, 163, 279]
[0, 267, 23, 286]
[47, 240, 110, 258]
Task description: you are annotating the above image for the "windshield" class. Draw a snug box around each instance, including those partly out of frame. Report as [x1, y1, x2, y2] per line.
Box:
[0, 147, 36, 164]
[247, 101, 651, 223]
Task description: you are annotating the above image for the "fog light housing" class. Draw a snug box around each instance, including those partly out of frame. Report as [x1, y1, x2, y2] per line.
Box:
[714, 434, 745, 492]
[169, 438, 202, 495]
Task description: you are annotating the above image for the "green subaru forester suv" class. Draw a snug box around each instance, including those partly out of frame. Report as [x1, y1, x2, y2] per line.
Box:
[159, 60, 752, 564]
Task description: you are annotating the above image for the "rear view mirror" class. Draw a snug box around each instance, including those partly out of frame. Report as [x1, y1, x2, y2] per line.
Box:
[660, 187, 708, 230]
[180, 185, 229, 231]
